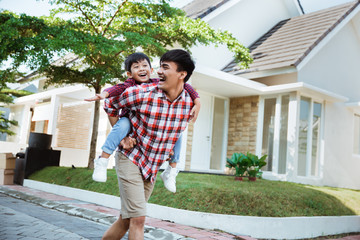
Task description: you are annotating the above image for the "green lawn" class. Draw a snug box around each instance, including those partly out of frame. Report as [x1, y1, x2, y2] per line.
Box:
[29, 166, 360, 217]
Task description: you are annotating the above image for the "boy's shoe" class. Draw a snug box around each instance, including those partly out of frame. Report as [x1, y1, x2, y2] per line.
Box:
[92, 157, 108, 182]
[160, 165, 179, 193]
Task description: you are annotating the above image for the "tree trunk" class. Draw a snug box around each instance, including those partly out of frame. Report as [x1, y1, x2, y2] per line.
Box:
[88, 87, 101, 168]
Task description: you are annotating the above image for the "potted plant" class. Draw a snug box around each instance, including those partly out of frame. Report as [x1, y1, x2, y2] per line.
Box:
[226, 153, 249, 181]
[245, 152, 267, 181]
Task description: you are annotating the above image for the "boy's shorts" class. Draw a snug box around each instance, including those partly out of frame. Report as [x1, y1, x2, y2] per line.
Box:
[115, 152, 155, 219]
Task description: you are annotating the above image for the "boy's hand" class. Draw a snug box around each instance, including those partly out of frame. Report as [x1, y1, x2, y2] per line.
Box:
[189, 98, 201, 123]
[84, 92, 109, 101]
[166, 150, 174, 161]
[120, 136, 137, 150]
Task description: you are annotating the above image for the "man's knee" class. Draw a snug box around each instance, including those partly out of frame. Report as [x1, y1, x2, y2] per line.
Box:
[130, 216, 145, 228]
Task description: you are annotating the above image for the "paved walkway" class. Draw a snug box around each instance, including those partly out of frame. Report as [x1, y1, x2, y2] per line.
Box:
[1, 184, 360, 240]
[0, 184, 249, 240]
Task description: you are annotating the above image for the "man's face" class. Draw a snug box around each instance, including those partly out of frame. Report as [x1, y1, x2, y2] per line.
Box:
[127, 59, 152, 83]
[157, 61, 186, 92]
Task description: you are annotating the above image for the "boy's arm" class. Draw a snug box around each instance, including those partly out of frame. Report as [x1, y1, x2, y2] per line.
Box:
[84, 91, 109, 101]
[84, 79, 134, 102]
[184, 83, 201, 123]
[103, 78, 135, 98]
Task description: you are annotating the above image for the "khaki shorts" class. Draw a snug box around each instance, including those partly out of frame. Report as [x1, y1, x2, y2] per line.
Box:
[115, 152, 155, 219]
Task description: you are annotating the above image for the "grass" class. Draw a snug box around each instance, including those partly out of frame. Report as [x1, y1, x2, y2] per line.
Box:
[29, 166, 360, 217]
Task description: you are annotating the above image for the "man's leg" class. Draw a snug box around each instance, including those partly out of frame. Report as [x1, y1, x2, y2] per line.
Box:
[128, 216, 145, 240]
[108, 152, 155, 239]
[102, 215, 130, 240]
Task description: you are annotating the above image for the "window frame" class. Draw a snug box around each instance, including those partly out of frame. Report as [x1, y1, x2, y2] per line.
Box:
[257, 92, 325, 179]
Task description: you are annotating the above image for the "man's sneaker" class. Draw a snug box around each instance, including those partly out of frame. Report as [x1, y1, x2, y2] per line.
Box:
[160, 165, 179, 193]
[92, 157, 108, 182]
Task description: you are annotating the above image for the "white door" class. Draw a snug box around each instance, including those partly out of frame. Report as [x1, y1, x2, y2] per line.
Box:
[190, 93, 213, 170]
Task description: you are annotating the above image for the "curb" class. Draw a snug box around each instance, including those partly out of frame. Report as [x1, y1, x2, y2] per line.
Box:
[22, 179, 360, 239]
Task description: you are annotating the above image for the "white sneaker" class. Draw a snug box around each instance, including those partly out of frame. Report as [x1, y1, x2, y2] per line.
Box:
[92, 157, 108, 182]
[160, 165, 179, 193]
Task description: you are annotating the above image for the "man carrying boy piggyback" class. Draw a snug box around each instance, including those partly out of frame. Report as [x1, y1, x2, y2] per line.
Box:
[86, 51, 200, 194]
[88, 49, 197, 239]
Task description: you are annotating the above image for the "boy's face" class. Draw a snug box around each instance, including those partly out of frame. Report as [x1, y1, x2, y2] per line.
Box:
[157, 61, 187, 92]
[127, 59, 152, 83]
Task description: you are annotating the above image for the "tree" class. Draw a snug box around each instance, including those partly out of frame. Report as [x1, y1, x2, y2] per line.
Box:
[0, 0, 252, 168]
[0, 13, 37, 135]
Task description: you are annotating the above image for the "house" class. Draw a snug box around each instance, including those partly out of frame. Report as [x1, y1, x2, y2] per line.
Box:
[2, 0, 360, 190]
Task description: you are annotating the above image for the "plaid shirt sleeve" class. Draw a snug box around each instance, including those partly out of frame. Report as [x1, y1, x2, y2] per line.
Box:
[103, 79, 136, 117]
[184, 83, 199, 101]
[103, 78, 135, 98]
[103, 97, 120, 117]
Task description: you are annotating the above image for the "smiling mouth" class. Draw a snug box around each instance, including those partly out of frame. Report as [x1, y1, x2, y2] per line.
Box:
[139, 73, 147, 77]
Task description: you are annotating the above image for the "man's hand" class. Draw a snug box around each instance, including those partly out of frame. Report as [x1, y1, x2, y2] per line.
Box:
[120, 136, 137, 150]
[84, 92, 109, 101]
[189, 98, 201, 123]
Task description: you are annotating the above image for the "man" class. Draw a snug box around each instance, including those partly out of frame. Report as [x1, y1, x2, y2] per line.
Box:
[102, 49, 195, 240]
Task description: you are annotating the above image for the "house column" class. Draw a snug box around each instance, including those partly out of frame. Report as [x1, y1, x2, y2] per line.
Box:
[47, 94, 60, 146]
[286, 92, 299, 180]
[19, 104, 32, 145]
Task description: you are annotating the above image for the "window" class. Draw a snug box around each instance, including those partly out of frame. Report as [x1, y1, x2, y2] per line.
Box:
[297, 97, 322, 177]
[262, 98, 276, 171]
[354, 114, 360, 155]
[261, 95, 289, 173]
[278, 95, 289, 174]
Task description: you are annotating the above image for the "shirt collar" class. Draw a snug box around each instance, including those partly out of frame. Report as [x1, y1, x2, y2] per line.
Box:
[155, 86, 186, 102]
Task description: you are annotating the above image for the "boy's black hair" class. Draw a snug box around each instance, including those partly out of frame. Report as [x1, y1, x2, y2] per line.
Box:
[124, 52, 151, 72]
[160, 49, 195, 82]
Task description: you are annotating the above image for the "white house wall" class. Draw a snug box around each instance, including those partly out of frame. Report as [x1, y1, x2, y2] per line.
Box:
[190, 0, 301, 70]
[298, 14, 360, 102]
[323, 103, 360, 189]
[296, 13, 360, 189]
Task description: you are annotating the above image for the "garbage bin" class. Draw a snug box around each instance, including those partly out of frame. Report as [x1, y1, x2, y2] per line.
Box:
[14, 152, 25, 185]
[13, 133, 61, 185]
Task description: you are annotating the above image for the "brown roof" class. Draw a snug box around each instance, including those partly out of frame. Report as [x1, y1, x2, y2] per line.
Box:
[182, 0, 230, 19]
[223, 1, 360, 75]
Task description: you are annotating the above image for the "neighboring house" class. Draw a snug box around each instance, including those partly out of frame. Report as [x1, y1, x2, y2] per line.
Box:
[1, 0, 359, 190]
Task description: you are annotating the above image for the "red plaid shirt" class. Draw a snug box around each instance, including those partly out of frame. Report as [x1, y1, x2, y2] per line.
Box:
[116, 83, 193, 183]
[103, 78, 199, 118]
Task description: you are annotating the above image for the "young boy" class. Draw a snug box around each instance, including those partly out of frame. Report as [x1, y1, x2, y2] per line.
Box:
[85, 52, 200, 193]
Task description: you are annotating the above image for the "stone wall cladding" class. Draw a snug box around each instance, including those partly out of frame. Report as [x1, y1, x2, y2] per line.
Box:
[227, 96, 259, 158]
[185, 122, 194, 171]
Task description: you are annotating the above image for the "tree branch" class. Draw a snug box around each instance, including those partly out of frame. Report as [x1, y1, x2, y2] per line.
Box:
[77, 6, 99, 35]
[102, 0, 129, 36]
[114, 50, 124, 58]
[63, 0, 100, 34]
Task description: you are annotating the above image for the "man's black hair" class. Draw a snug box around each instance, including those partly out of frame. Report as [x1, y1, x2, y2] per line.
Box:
[124, 52, 151, 72]
[160, 49, 195, 82]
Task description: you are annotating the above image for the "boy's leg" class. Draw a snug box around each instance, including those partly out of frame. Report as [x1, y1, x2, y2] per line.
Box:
[101, 117, 131, 156]
[161, 134, 182, 193]
[92, 117, 131, 182]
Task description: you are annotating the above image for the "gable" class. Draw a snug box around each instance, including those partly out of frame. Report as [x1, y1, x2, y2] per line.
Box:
[223, 1, 360, 76]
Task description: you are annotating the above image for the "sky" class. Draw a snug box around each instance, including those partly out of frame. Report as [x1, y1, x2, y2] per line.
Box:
[0, 0, 355, 16]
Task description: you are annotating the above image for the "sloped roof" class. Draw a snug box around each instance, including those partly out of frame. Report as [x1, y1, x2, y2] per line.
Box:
[182, 0, 230, 19]
[223, 1, 360, 75]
